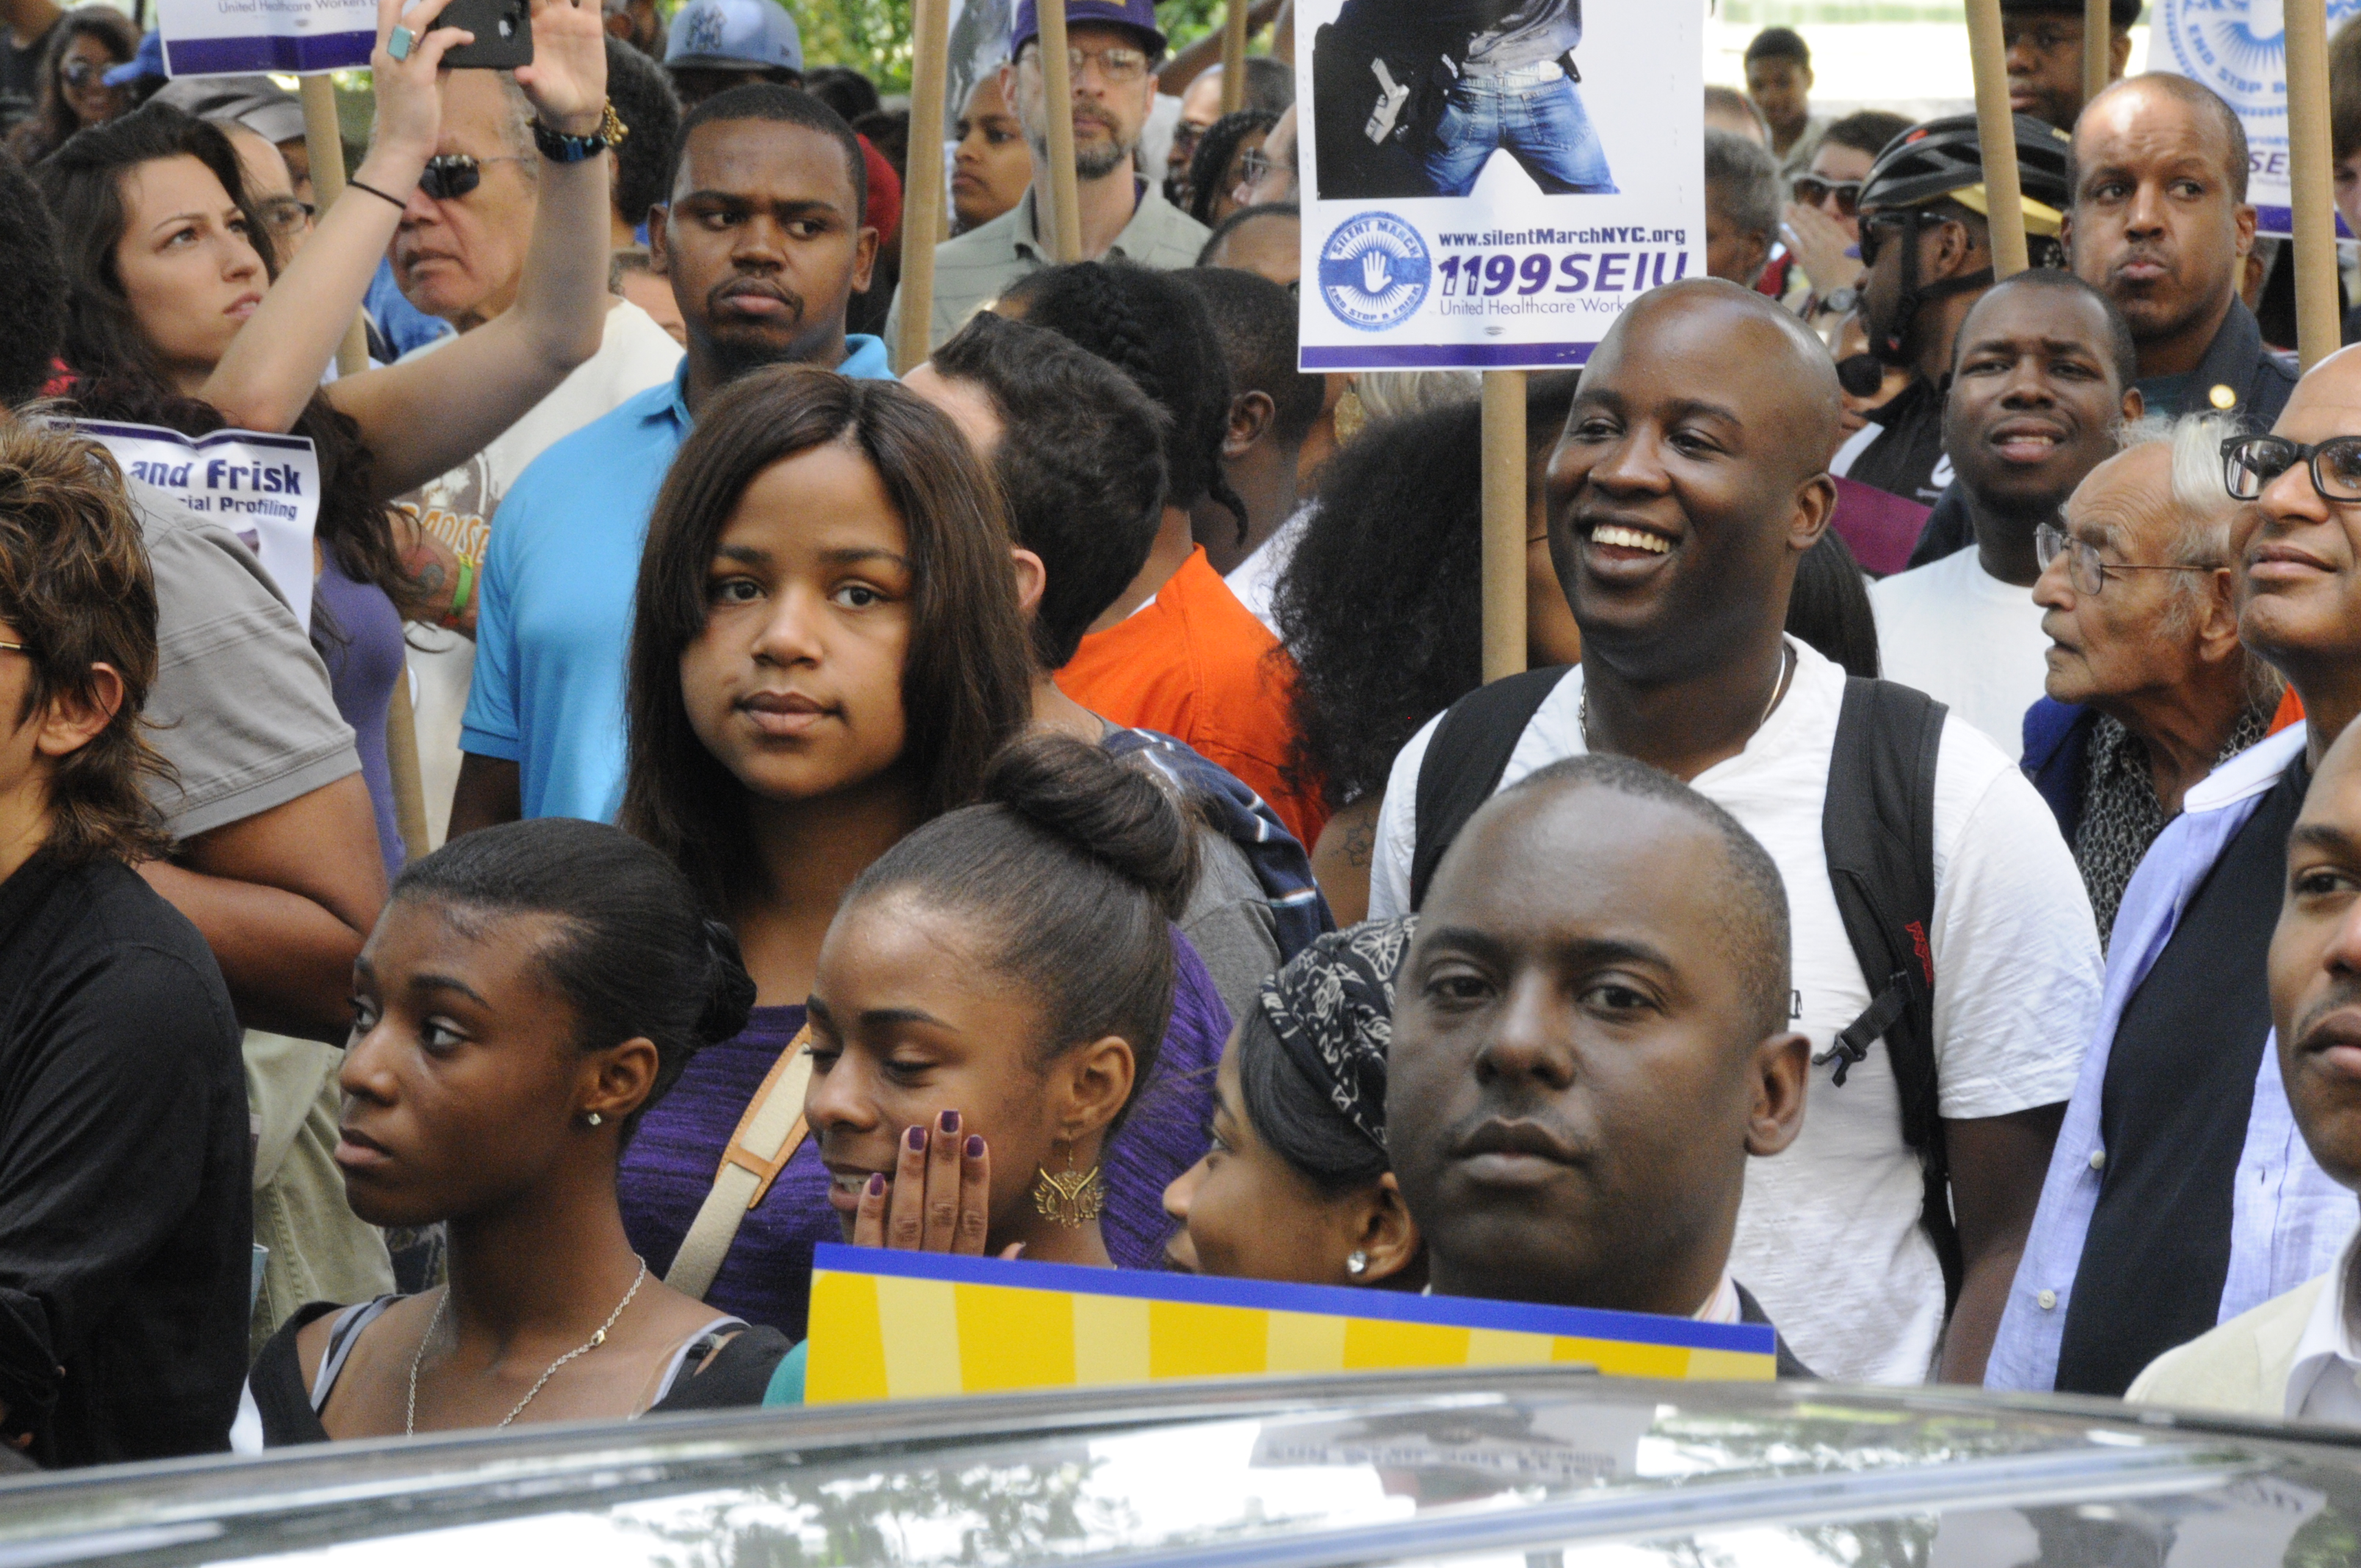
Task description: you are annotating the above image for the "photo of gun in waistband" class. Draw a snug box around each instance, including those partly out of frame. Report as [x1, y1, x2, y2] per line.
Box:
[1310, 0, 1617, 201]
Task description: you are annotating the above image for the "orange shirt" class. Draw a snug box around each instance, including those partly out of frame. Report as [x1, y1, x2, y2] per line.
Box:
[1057, 547, 1330, 849]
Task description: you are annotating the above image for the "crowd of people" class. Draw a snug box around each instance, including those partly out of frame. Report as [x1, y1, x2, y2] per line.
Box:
[17, 0, 2361, 1475]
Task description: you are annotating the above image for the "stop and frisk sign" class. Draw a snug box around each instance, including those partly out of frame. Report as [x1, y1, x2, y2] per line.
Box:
[1294, 0, 1705, 371]
[802, 1244, 1775, 1404]
[156, 0, 376, 77]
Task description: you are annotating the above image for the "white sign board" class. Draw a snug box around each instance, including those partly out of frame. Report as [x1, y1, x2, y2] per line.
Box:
[2154, 0, 2361, 238]
[155, 0, 374, 79]
[73, 421, 322, 635]
[1294, 0, 1703, 371]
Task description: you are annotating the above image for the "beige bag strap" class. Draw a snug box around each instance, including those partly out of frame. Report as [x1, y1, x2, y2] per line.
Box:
[664, 1023, 815, 1301]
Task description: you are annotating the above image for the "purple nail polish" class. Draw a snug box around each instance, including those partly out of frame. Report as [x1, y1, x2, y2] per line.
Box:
[866, 1172, 886, 1197]
[907, 1125, 926, 1151]
[939, 1109, 960, 1133]
[965, 1134, 984, 1158]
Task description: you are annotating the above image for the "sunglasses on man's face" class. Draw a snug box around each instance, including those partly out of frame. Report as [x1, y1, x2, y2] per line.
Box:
[1791, 175, 1863, 217]
[417, 153, 530, 203]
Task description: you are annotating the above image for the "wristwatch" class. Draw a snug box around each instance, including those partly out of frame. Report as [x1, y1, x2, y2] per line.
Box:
[1821, 286, 1860, 316]
[534, 101, 628, 163]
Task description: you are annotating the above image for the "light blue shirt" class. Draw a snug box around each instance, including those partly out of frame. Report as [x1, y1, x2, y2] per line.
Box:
[460, 337, 894, 824]
[1987, 722, 2357, 1393]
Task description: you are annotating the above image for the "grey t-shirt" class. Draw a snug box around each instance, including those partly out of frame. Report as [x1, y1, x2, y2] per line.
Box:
[1178, 826, 1283, 1026]
[138, 498, 361, 840]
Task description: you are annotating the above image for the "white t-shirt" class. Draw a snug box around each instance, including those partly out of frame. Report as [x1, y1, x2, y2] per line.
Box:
[1368, 640, 2102, 1384]
[394, 297, 685, 844]
[1868, 548, 2052, 764]
[1225, 504, 1311, 638]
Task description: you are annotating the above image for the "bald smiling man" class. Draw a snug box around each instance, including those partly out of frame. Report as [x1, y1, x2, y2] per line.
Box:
[1370, 279, 2103, 1387]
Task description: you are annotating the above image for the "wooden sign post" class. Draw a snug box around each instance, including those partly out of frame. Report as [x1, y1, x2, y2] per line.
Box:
[2287, 0, 2341, 371]
[896, 0, 954, 370]
[1965, 0, 2031, 279]
[1480, 373, 1529, 683]
[2083, 0, 2111, 111]
[1220, 0, 1249, 115]
[302, 73, 429, 857]
[1037, 0, 1084, 262]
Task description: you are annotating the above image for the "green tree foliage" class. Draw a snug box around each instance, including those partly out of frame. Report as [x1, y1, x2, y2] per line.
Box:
[778, 0, 1236, 90]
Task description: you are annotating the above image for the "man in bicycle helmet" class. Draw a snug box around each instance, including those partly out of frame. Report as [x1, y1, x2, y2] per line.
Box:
[1837, 113, 2073, 555]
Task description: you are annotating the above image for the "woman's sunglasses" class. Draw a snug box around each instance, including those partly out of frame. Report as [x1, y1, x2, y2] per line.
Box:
[59, 58, 112, 89]
[1791, 175, 1863, 218]
[417, 153, 530, 203]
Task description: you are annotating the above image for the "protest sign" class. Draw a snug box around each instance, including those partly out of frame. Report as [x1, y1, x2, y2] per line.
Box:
[70, 421, 322, 635]
[1293, 1, 1703, 371]
[156, 0, 375, 79]
[802, 1244, 1777, 1404]
[2153, 0, 2361, 237]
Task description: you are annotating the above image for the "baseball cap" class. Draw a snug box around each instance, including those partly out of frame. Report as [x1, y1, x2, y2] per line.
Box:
[1998, 0, 2143, 25]
[152, 75, 306, 145]
[665, 0, 802, 73]
[1012, 0, 1166, 59]
[104, 30, 164, 89]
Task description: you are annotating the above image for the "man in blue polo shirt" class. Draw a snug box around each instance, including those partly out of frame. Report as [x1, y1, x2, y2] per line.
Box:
[451, 84, 891, 832]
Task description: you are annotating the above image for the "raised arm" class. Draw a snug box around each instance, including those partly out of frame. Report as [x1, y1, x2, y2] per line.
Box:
[196, 0, 474, 435]
[325, 0, 614, 497]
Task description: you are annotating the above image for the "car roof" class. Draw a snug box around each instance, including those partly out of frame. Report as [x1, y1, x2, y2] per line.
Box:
[6, 1369, 2361, 1567]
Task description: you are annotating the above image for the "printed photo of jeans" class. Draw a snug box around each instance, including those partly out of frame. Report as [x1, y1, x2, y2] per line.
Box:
[1422, 70, 1617, 197]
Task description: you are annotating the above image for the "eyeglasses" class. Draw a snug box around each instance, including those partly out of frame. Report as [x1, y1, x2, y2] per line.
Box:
[1020, 43, 1152, 84]
[1855, 210, 1913, 268]
[416, 153, 530, 203]
[0, 639, 26, 655]
[255, 195, 314, 240]
[2222, 433, 2361, 503]
[1791, 175, 1863, 217]
[2036, 522, 2214, 596]
[1236, 148, 1274, 189]
[59, 58, 108, 88]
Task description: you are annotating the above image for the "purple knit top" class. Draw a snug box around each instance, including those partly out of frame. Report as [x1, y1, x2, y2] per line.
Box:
[617, 932, 1230, 1341]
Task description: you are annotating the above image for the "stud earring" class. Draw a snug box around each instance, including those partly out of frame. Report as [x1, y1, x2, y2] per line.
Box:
[584, 1111, 604, 1127]
[1346, 1250, 1368, 1277]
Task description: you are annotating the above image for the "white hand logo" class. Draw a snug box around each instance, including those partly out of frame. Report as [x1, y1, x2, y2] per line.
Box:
[1361, 250, 1390, 294]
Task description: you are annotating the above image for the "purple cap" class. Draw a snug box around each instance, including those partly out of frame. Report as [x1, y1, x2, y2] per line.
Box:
[1012, 0, 1166, 59]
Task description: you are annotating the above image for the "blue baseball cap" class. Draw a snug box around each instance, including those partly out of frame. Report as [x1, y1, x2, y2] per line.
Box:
[665, 0, 803, 73]
[104, 30, 165, 88]
[1012, 0, 1166, 59]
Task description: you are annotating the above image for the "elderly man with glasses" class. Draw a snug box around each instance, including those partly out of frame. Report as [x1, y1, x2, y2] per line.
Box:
[1992, 346, 2361, 1404]
[886, 0, 1208, 361]
[2022, 413, 2284, 946]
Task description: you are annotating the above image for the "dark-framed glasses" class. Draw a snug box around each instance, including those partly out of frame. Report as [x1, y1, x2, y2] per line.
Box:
[59, 57, 107, 88]
[1791, 175, 1863, 217]
[1855, 210, 1912, 267]
[0, 639, 27, 655]
[417, 153, 529, 203]
[2035, 521, 2214, 596]
[2222, 432, 2361, 503]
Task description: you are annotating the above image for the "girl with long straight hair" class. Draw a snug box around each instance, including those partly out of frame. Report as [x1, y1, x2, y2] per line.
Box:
[617, 367, 1228, 1339]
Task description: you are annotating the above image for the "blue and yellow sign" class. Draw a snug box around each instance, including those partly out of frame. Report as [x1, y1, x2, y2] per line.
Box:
[804, 1244, 1776, 1404]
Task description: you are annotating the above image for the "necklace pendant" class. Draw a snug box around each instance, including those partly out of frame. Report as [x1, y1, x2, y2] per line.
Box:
[590, 1329, 606, 1347]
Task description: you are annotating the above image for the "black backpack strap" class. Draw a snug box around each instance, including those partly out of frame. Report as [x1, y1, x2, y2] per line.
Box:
[1819, 678, 1959, 1312]
[1407, 667, 1573, 911]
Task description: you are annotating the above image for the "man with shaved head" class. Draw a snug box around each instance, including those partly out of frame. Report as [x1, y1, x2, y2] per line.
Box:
[1389, 754, 1813, 1373]
[1993, 346, 2361, 1399]
[1371, 278, 2102, 1386]
[2067, 73, 2295, 427]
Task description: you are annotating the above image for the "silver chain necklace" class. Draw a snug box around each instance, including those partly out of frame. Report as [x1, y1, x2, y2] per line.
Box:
[405, 1257, 649, 1437]
[1580, 645, 1793, 749]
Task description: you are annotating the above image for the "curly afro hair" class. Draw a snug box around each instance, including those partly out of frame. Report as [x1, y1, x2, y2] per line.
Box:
[1276, 372, 1581, 810]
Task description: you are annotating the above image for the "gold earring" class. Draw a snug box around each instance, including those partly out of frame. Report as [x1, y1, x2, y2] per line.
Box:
[1031, 1144, 1106, 1227]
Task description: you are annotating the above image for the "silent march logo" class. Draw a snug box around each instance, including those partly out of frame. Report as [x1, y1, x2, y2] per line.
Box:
[2160, 0, 2361, 121]
[1320, 213, 1433, 331]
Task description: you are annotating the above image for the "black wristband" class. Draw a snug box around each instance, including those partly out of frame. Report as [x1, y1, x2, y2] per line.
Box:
[345, 177, 408, 211]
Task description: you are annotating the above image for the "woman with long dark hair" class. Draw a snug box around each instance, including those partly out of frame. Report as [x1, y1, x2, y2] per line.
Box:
[35, 0, 612, 874]
[4, 4, 136, 165]
[617, 367, 1227, 1340]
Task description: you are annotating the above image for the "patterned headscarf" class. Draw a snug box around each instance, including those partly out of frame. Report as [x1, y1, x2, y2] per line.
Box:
[1254, 916, 1418, 1153]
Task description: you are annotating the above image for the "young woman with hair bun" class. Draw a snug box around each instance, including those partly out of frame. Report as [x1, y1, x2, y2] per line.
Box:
[240, 818, 788, 1448]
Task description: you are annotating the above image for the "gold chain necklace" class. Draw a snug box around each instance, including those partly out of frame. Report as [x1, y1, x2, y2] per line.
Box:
[405, 1257, 648, 1436]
